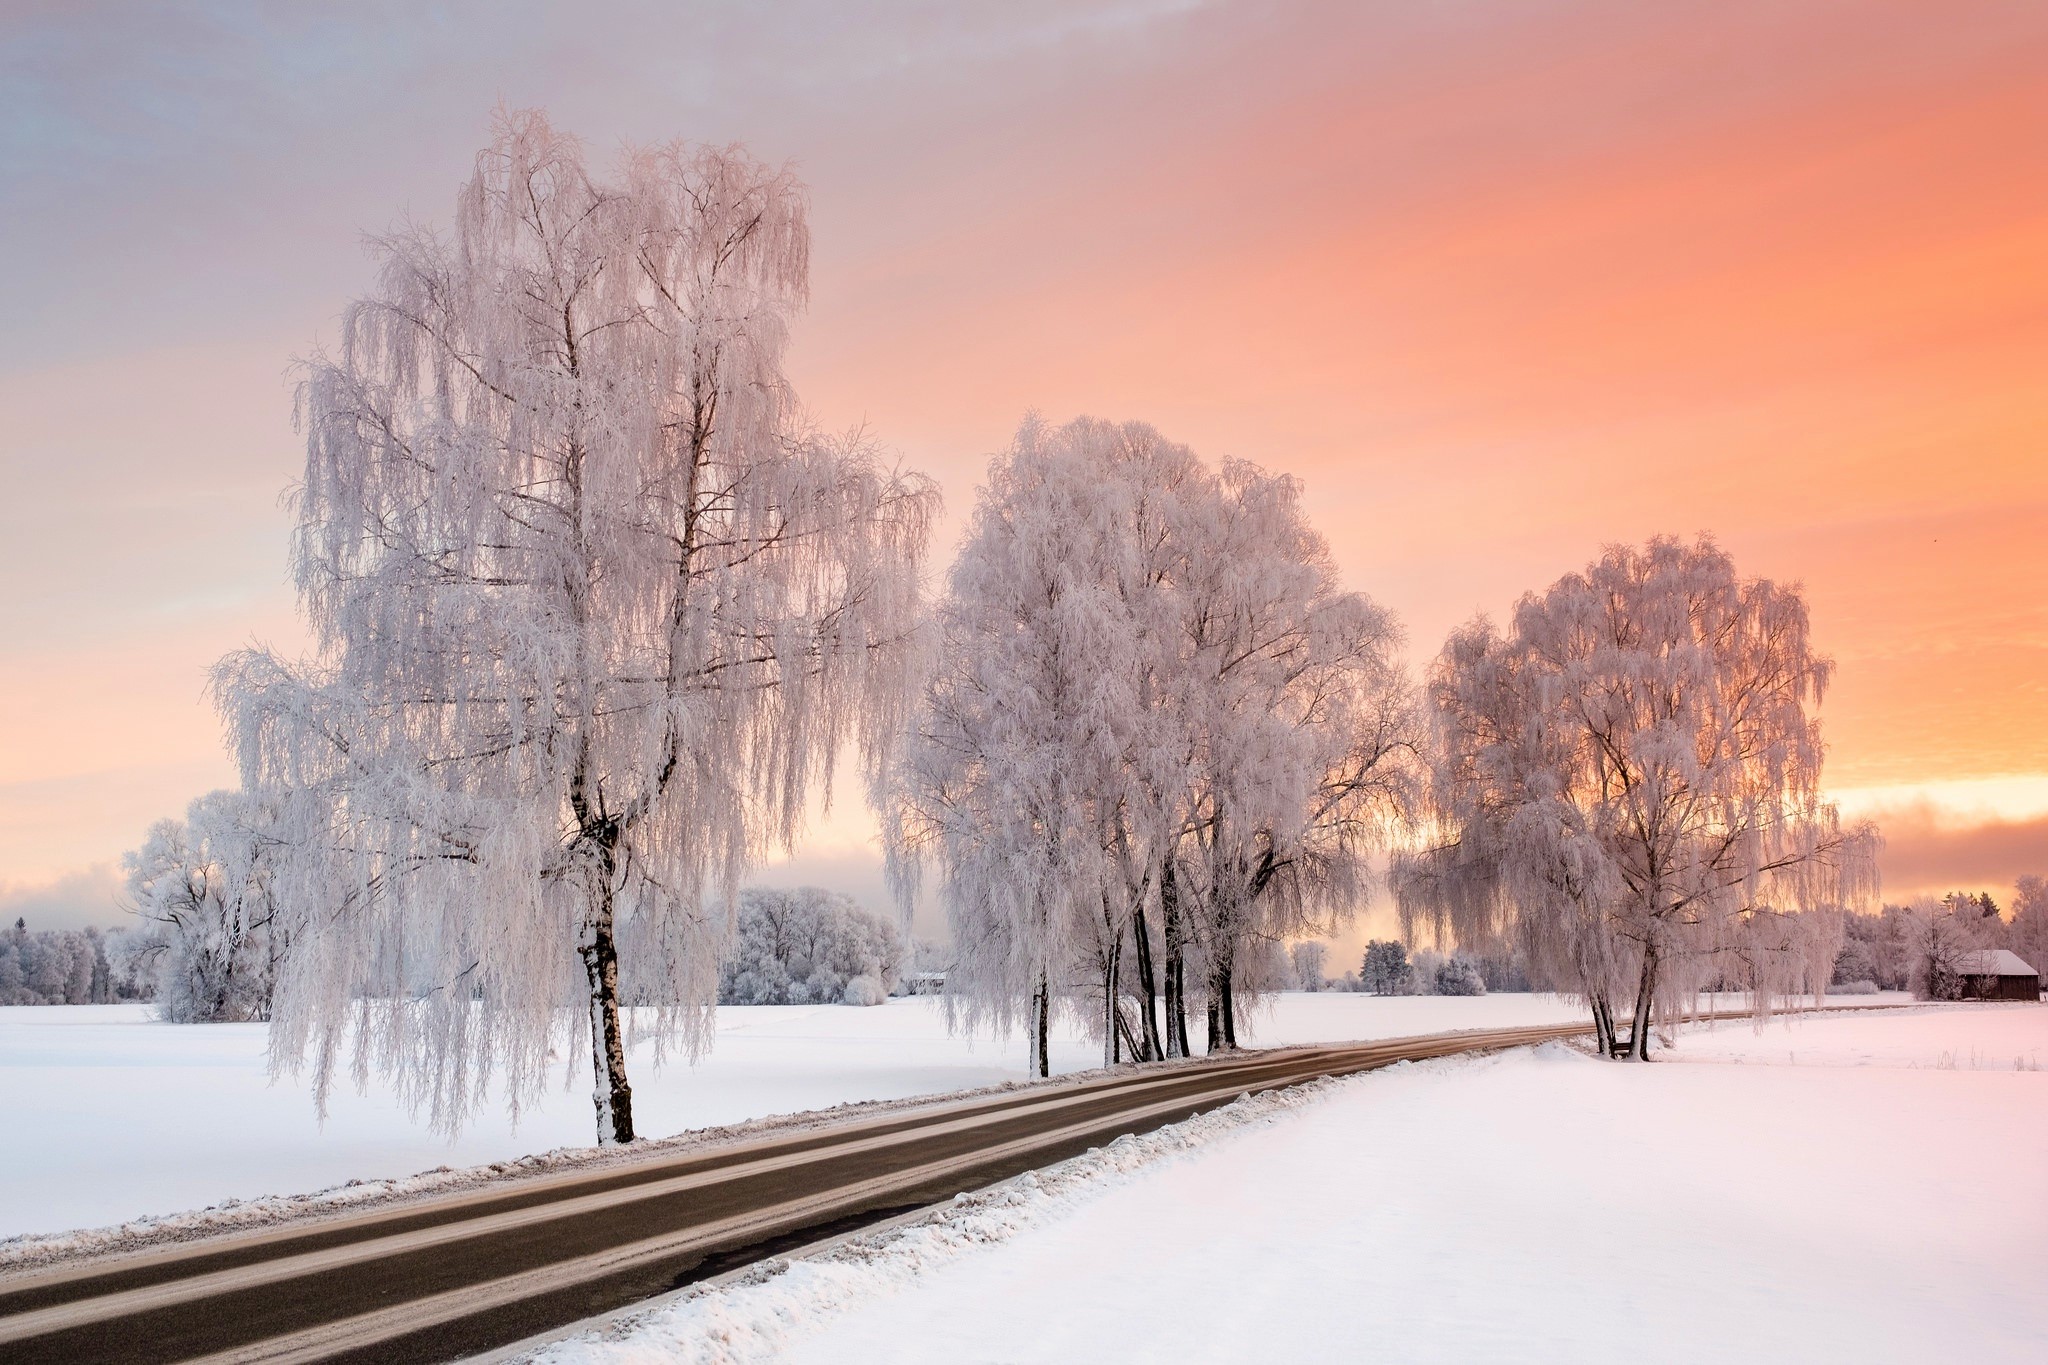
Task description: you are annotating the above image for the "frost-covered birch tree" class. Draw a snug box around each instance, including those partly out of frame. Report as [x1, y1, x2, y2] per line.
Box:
[1394, 537, 1879, 1058]
[217, 111, 935, 1141]
[120, 790, 281, 1023]
[885, 416, 1413, 1068]
[1172, 461, 1415, 1048]
[884, 417, 1195, 1073]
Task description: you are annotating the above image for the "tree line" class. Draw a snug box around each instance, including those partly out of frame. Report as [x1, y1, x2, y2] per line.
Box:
[1831, 884, 2048, 997]
[0, 918, 138, 1006]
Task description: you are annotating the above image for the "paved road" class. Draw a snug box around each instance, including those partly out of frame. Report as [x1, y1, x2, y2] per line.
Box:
[0, 1016, 1689, 1363]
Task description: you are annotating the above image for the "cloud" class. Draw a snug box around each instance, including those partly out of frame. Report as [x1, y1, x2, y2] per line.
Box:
[0, 863, 129, 933]
[1872, 806, 2048, 902]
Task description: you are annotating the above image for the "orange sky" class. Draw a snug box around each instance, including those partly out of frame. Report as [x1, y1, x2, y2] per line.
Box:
[2, 1, 2044, 926]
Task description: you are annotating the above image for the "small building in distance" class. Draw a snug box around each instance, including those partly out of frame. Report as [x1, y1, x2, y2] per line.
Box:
[1954, 949, 2042, 1002]
[900, 970, 947, 997]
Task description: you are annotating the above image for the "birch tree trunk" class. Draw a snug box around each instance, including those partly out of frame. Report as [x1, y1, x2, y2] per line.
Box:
[1590, 994, 1616, 1058]
[1162, 860, 1191, 1059]
[1128, 908, 1164, 1062]
[1207, 904, 1239, 1052]
[1028, 969, 1051, 1078]
[1100, 923, 1123, 1067]
[1625, 944, 1659, 1062]
[577, 869, 635, 1142]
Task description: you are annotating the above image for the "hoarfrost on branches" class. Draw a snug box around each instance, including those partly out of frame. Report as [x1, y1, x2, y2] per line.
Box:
[1359, 939, 1413, 996]
[711, 887, 907, 1007]
[1393, 537, 1878, 1058]
[2009, 876, 2048, 988]
[215, 110, 935, 1141]
[118, 790, 281, 1023]
[1903, 897, 1994, 1000]
[884, 416, 1414, 1070]
[1432, 954, 1486, 997]
[0, 921, 124, 1006]
[1288, 941, 1329, 992]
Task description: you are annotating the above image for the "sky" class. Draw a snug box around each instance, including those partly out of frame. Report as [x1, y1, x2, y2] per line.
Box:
[2, 0, 2044, 935]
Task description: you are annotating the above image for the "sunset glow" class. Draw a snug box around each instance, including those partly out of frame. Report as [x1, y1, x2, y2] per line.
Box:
[2, 1, 2044, 920]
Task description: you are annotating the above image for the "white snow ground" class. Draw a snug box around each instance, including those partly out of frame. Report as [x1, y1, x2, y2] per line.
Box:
[532, 1003, 2046, 1365]
[0, 992, 1609, 1241]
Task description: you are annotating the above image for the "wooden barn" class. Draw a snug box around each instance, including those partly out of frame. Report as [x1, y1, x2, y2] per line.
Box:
[1954, 949, 2042, 1002]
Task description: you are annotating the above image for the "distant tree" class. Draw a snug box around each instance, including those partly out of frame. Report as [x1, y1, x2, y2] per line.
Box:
[1722, 907, 1844, 1008]
[2011, 876, 2048, 986]
[1289, 941, 1329, 992]
[1395, 538, 1880, 1058]
[1830, 933, 1881, 989]
[1907, 897, 1993, 1000]
[1943, 890, 2002, 923]
[1472, 949, 1531, 993]
[1360, 939, 1413, 996]
[215, 112, 935, 1142]
[711, 887, 906, 1006]
[1433, 954, 1486, 996]
[1845, 906, 1918, 992]
[118, 790, 280, 1022]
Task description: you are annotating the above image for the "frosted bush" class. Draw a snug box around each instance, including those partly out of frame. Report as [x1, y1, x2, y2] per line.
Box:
[709, 888, 906, 1007]
[841, 974, 888, 1007]
[1434, 955, 1486, 997]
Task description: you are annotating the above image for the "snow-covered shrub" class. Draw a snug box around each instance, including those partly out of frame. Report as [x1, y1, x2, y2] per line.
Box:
[841, 974, 887, 1007]
[713, 887, 906, 1006]
[1833, 979, 1880, 995]
[1830, 935, 1880, 988]
[1434, 955, 1486, 996]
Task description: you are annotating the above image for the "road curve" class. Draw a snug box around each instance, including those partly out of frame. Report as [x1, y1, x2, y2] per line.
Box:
[0, 1012, 1797, 1364]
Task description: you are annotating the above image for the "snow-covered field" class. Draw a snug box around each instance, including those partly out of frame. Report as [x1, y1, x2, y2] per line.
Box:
[0, 991, 1610, 1241]
[540, 1003, 2046, 1365]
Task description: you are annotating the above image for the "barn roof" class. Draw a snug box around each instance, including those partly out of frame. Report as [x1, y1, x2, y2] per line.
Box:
[1954, 949, 2038, 977]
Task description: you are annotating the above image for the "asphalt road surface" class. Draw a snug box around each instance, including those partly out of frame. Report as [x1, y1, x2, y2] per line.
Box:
[0, 1016, 1686, 1363]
